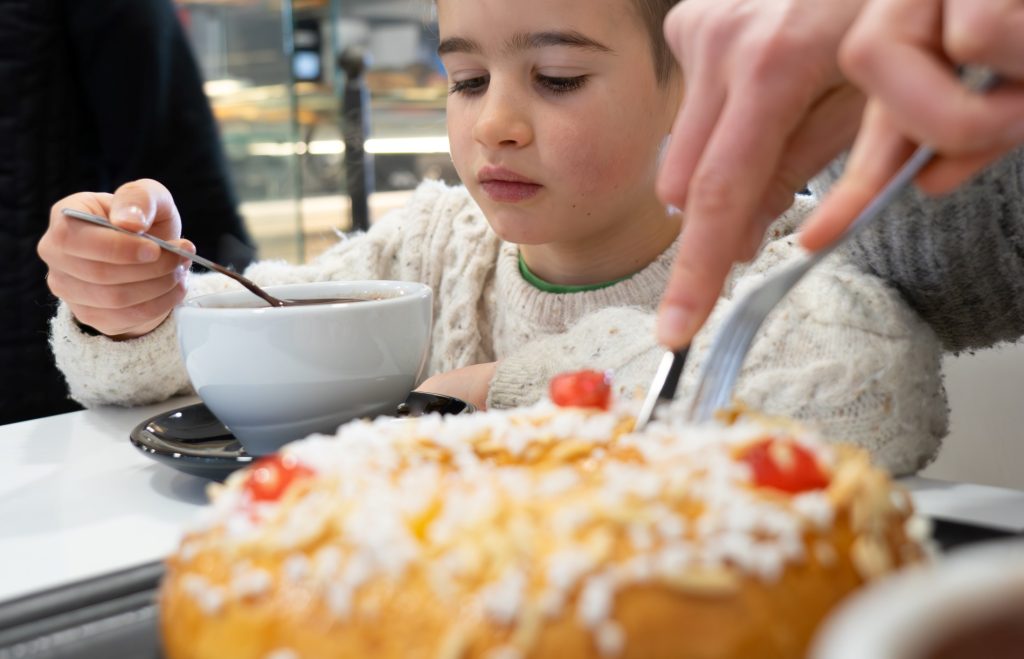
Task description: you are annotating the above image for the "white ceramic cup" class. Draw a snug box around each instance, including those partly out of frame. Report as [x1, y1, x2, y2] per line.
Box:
[811, 539, 1024, 659]
[174, 280, 432, 455]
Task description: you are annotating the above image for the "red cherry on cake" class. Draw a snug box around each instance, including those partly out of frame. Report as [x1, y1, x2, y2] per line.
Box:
[740, 438, 829, 493]
[244, 453, 315, 502]
[549, 370, 612, 410]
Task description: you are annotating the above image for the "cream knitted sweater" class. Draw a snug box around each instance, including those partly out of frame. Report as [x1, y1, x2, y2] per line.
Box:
[50, 181, 946, 475]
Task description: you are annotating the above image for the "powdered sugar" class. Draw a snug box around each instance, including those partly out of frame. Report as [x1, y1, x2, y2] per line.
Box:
[175, 399, 918, 656]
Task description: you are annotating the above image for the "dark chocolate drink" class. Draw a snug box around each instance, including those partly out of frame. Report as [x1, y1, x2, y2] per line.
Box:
[921, 603, 1024, 659]
[203, 296, 386, 309]
[281, 297, 373, 306]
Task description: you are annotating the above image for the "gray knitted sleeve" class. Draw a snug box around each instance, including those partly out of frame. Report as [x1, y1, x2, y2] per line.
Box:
[809, 147, 1024, 353]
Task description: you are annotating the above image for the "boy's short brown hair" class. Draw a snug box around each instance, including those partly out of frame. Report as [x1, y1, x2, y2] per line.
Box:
[631, 0, 679, 84]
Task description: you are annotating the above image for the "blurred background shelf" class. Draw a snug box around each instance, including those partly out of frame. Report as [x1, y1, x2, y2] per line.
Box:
[174, 0, 456, 263]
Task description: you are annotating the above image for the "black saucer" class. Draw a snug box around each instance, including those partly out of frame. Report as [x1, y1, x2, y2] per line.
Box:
[129, 392, 474, 481]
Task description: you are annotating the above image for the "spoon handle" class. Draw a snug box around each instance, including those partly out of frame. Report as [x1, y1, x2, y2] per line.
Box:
[61, 208, 225, 268]
[61, 208, 285, 307]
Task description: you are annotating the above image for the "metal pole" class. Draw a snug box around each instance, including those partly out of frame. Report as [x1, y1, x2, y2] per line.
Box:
[339, 47, 373, 232]
[281, 0, 306, 260]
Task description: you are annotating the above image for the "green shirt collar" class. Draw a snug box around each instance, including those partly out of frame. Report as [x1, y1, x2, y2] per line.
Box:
[518, 251, 633, 293]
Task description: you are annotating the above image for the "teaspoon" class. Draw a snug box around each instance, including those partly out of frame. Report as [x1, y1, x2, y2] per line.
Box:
[62, 208, 300, 308]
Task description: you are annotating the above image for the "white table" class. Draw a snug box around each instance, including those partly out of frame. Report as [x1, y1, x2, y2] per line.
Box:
[0, 398, 202, 602]
[2, 402, 1024, 604]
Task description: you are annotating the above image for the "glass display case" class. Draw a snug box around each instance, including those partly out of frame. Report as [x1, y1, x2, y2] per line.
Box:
[175, 0, 456, 262]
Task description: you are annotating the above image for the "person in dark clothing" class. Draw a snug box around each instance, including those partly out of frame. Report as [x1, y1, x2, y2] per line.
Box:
[1, 0, 255, 424]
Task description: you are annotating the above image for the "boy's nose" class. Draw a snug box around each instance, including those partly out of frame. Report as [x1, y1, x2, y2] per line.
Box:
[472, 89, 533, 149]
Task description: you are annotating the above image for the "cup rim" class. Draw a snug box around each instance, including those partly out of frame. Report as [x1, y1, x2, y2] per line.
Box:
[177, 280, 432, 316]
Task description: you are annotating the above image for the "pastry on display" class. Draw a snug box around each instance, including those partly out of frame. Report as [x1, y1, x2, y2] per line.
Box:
[160, 371, 930, 659]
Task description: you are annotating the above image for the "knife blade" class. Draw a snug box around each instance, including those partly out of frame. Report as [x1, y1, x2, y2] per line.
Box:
[634, 347, 689, 430]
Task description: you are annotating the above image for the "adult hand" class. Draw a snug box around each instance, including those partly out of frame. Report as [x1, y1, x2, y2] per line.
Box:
[415, 362, 499, 412]
[655, 0, 868, 349]
[801, 0, 1024, 250]
[38, 179, 193, 339]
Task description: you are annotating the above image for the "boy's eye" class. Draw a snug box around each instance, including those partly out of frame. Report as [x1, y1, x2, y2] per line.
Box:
[449, 76, 489, 96]
[537, 74, 588, 94]
[448, 73, 588, 97]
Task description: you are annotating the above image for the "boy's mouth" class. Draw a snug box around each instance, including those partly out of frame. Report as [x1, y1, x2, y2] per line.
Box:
[478, 166, 542, 203]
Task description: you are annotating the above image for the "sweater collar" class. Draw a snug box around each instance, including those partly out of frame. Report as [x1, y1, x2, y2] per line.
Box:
[517, 251, 635, 293]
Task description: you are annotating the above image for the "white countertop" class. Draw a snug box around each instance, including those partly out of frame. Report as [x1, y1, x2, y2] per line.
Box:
[0, 398, 204, 602]
[1, 402, 1023, 604]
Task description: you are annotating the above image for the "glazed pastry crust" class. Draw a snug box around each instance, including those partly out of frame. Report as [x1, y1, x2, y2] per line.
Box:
[160, 405, 925, 659]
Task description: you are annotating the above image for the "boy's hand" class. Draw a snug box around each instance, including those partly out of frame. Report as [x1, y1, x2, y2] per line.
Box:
[801, 0, 1024, 250]
[655, 0, 867, 349]
[415, 362, 499, 411]
[38, 179, 193, 339]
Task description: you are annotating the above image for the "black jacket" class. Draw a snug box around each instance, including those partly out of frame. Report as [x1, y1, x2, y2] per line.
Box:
[0, 0, 255, 424]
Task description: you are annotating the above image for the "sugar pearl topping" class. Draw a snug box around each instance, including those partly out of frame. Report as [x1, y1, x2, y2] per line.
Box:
[177, 399, 922, 656]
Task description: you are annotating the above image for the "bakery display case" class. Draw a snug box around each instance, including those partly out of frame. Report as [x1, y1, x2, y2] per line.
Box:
[175, 0, 456, 262]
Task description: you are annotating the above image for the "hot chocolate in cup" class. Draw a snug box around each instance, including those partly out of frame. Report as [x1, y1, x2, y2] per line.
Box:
[174, 280, 432, 455]
[811, 540, 1024, 659]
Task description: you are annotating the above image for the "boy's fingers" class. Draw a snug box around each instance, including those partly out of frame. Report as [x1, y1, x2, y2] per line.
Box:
[47, 266, 187, 312]
[50, 216, 169, 266]
[46, 192, 113, 236]
[50, 250, 186, 286]
[41, 186, 195, 338]
[67, 228, 160, 265]
[41, 193, 106, 262]
[47, 180, 184, 267]
[109, 179, 182, 240]
[69, 285, 186, 340]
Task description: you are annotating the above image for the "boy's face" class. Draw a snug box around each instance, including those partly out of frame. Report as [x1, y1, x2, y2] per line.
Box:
[438, 0, 680, 247]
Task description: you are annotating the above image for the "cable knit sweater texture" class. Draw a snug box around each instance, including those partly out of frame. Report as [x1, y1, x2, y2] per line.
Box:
[51, 180, 946, 475]
[819, 147, 1024, 353]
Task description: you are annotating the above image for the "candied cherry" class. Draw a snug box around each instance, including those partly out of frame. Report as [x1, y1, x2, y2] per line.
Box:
[740, 438, 829, 494]
[549, 370, 612, 410]
[244, 453, 314, 502]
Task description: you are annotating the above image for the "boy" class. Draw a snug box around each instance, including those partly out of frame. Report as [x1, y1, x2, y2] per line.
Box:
[38, 0, 945, 475]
